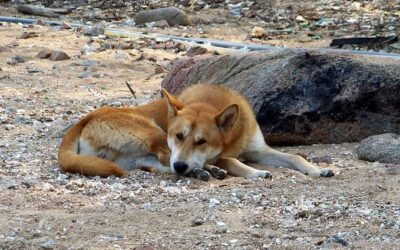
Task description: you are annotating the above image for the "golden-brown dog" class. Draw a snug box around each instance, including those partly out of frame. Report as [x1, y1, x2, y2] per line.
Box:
[58, 84, 334, 179]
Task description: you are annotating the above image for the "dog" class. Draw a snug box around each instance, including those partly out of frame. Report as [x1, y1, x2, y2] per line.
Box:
[58, 84, 334, 179]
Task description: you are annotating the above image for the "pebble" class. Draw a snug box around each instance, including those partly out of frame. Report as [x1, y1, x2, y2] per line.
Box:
[209, 198, 220, 208]
[37, 48, 53, 59]
[49, 51, 71, 61]
[7, 55, 25, 65]
[39, 239, 55, 249]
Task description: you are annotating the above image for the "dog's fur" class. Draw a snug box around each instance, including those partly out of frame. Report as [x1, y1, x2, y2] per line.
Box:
[58, 84, 334, 179]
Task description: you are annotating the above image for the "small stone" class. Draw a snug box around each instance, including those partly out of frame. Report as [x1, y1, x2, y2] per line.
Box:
[61, 22, 72, 30]
[216, 221, 226, 227]
[158, 60, 172, 71]
[82, 24, 105, 36]
[154, 66, 165, 74]
[7, 55, 25, 65]
[296, 15, 306, 22]
[39, 239, 55, 249]
[36, 19, 46, 26]
[37, 48, 53, 59]
[349, 2, 361, 11]
[297, 33, 312, 43]
[191, 219, 204, 227]
[49, 51, 70, 61]
[185, 46, 208, 57]
[311, 155, 333, 164]
[251, 26, 267, 39]
[20, 32, 38, 39]
[250, 231, 262, 238]
[209, 198, 220, 208]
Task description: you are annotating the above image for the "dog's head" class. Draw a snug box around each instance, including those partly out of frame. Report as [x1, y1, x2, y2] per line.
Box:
[162, 88, 239, 175]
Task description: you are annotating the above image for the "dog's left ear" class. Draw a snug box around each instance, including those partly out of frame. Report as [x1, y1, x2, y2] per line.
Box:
[216, 104, 239, 133]
[161, 88, 183, 119]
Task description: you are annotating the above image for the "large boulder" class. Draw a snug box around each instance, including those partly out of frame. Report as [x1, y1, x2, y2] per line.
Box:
[161, 50, 400, 145]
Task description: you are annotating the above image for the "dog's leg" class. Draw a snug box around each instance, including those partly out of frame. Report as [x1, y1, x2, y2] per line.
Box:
[204, 164, 227, 180]
[242, 127, 334, 177]
[215, 157, 272, 179]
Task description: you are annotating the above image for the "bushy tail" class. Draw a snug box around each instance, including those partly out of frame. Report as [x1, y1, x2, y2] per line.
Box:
[58, 117, 125, 177]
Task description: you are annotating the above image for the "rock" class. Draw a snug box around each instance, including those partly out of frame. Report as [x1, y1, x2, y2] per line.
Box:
[39, 239, 55, 249]
[251, 26, 267, 39]
[310, 155, 333, 164]
[161, 51, 400, 145]
[154, 66, 165, 75]
[134, 7, 191, 26]
[20, 32, 38, 39]
[82, 24, 105, 36]
[297, 33, 312, 43]
[296, 15, 306, 22]
[209, 198, 220, 208]
[355, 134, 400, 164]
[7, 55, 25, 65]
[185, 47, 208, 57]
[49, 50, 70, 61]
[37, 48, 53, 59]
[61, 22, 72, 29]
[0, 45, 10, 52]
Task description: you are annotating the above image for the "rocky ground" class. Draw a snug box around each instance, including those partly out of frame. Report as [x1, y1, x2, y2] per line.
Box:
[1, 0, 400, 52]
[1, 1, 400, 250]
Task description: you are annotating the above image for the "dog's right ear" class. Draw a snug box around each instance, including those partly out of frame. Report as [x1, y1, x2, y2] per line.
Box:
[161, 88, 183, 119]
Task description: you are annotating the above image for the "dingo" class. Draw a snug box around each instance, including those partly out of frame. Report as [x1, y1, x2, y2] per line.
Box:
[58, 84, 334, 179]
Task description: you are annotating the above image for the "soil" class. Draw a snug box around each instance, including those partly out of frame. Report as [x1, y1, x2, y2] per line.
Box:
[0, 5, 400, 250]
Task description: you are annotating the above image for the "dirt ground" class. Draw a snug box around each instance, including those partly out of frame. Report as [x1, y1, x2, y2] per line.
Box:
[0, 21, 400, 250]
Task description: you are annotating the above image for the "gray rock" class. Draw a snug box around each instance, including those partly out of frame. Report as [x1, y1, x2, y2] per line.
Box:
[39, 239, 55, 249]
[134, 7, 191, 26]
[7, 55, 25, 65]
[356, 133, 400, 164]
[49, 50, 70, 61]
[161, 51, 400, 145]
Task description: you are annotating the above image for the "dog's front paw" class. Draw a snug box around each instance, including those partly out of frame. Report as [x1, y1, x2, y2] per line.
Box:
[190, 168, 211, 181]
[307, 169, 335, 177]
[208, 167, 228, 180]
[248, 170, 272, 179]
[319, 169, 334, 177]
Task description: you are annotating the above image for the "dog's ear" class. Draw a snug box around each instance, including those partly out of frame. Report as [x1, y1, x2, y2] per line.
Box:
[216, 104, 239, 133]
[161, 88, 183, 119]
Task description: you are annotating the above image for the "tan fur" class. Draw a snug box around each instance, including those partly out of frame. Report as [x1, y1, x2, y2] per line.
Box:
[59, 84, 334, 178]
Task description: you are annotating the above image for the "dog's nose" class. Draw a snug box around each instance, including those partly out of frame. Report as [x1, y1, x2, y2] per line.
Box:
[173, 161, 188, 174]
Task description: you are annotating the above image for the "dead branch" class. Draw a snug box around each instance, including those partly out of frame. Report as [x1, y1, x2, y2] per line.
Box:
[125, 81, 137, 99]
[16, 5, 72, 18]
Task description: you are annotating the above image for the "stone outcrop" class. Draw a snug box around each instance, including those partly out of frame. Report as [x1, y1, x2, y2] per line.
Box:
[161, 50, 400, 145]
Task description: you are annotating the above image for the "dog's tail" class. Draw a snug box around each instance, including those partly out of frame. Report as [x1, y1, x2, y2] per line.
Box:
[58, 116, 125, 177]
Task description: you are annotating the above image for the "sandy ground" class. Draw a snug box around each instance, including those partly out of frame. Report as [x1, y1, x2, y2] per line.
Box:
[0, 24, 400, 250]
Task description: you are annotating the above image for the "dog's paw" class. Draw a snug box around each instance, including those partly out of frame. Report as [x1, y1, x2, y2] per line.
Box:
[307, 169, 335, 178]
[248, 170, 272, 179]
[319, 169, 334, 177]
[191, 168, 211, 181]
[208, 167, 228, 180]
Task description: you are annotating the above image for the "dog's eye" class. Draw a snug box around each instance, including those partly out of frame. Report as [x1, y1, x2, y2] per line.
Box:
[196, 139, 206, 145]
[176, 133, 184, 140]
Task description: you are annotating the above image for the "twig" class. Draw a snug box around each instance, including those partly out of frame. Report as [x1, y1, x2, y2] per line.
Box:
[125, 81, 137, 99]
